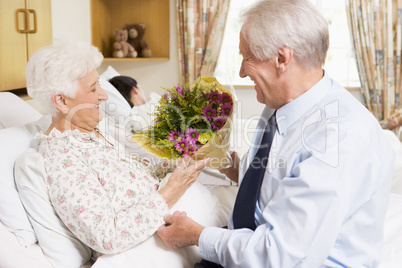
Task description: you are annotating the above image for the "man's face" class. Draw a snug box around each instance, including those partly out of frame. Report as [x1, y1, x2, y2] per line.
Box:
[238, 32, 282, 109]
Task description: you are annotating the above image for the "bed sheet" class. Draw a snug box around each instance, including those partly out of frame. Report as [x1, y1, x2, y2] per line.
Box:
[92, 185, 238, 268]
[0, 220, 52, 268]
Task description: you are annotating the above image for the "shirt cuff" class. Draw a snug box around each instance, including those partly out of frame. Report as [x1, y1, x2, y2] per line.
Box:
[199, 226, 226, 263]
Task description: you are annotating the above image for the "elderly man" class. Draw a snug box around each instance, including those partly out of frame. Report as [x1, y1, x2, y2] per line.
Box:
[157, 0, 395, 267]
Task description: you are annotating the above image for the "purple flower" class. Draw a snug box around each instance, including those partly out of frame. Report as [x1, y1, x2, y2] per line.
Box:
[185, 128, 199, 144]
[212, 117, 226, 131]
[175, 85, 184, 95]
[220, 102, 232, 117]
[175, 139, 189, 152]
[183, 145, 198, 157]
[159, 93, 168, 103]
[220, 92, 232, 104]
[208, 90, 221, 103]
[168, 131, 182, 142]
[202, 105, 217, 120]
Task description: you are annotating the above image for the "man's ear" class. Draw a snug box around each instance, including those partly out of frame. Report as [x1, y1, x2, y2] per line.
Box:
[275, 46, 293, 74]
[52, 94, 69, 114]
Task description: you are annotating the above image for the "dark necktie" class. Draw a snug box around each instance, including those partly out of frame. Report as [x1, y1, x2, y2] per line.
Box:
[232, 112, 277, 230]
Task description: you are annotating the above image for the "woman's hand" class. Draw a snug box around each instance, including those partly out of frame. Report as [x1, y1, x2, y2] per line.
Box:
[219, 151, 240, 183]
[158, 156, 210, 208]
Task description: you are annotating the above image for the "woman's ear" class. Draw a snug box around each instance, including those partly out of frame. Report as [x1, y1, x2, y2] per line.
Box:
[52, 94, 69, 114]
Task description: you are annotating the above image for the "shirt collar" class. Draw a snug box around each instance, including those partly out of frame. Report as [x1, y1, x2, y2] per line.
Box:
[276, 70, 331, 134]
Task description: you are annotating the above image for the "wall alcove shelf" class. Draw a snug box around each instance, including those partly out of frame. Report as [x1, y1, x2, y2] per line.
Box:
[90, 0, 170, 61]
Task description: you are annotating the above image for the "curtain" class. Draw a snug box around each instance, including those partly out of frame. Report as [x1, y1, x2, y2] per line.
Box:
[176, 0, 231, 84]
[346, 0, 402, 124]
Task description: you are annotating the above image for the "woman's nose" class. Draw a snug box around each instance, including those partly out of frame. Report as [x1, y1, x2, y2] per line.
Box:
[99, 86, 108, 101]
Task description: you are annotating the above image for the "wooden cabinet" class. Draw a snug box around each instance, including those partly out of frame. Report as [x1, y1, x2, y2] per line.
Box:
[0, 0, 52, 91]
[90, 0, 169, 61]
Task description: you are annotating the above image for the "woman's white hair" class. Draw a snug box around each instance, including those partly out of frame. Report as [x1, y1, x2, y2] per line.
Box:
[25, 40, 103, 116]
[240, 0, 329, 68]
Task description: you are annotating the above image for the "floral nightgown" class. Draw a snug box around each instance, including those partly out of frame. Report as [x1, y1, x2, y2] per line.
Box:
[34, 128, 170, 254]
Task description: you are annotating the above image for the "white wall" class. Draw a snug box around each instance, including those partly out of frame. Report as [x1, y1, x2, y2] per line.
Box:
[51, 0, 91, 43]
[51, 0, 180, 99]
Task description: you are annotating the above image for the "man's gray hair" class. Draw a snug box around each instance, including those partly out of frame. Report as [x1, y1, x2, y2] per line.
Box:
[240, 0, 329, 68]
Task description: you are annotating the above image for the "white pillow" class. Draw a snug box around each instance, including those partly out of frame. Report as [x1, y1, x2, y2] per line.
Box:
[0, 92, 42, 129]
[100, 65, 120, 81]
[0, 115, 51, 247]
[128, 92, 161, 133]
[99, 66, 133, 119]
[99, 76, 132, 118]
[111, 92, 161, 152]
[15, 148, 92, 267]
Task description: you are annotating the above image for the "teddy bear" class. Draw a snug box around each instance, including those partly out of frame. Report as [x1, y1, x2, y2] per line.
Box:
[123, 23, 152, 58]
[113, 29, 138, 58]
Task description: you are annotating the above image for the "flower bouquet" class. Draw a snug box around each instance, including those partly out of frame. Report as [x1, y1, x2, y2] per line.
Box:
[130, 76, 235, 169]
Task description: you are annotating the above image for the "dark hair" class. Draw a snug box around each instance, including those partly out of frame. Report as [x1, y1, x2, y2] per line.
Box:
[109, 75, 138, 107]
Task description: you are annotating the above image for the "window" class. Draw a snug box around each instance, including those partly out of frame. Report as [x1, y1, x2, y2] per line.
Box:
[214, 0, 361, 88]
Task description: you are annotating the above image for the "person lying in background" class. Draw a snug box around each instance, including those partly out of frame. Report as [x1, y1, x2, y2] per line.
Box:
[24, 39, 210, 255]
[109, 75, 147, 108]
[104, 74, 161, 135]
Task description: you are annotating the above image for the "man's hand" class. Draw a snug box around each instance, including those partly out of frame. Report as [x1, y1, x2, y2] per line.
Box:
[219, 151, 240, 183]
[157, 211, 205, 249]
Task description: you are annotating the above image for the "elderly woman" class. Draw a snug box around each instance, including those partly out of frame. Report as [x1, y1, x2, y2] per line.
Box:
[25, 40, 210, 254]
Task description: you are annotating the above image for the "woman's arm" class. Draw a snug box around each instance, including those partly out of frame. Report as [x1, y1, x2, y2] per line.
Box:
[158, 156, 210, 208]
[45, 150, 168, 254]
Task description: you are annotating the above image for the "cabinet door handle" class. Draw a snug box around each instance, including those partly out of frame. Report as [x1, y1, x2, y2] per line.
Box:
[27, 9, 37, 33]
[15, 9, 37, 34]
[16, 8, 30, 33]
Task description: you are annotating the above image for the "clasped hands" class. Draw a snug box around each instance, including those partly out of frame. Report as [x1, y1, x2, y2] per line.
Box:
[157, 152, 240, 249]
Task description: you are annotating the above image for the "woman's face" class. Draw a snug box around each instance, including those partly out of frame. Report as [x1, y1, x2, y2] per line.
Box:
[64, 70, 108, 131]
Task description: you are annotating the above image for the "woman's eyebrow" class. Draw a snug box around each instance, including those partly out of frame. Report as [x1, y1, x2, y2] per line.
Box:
[90, 80, 98, 87]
